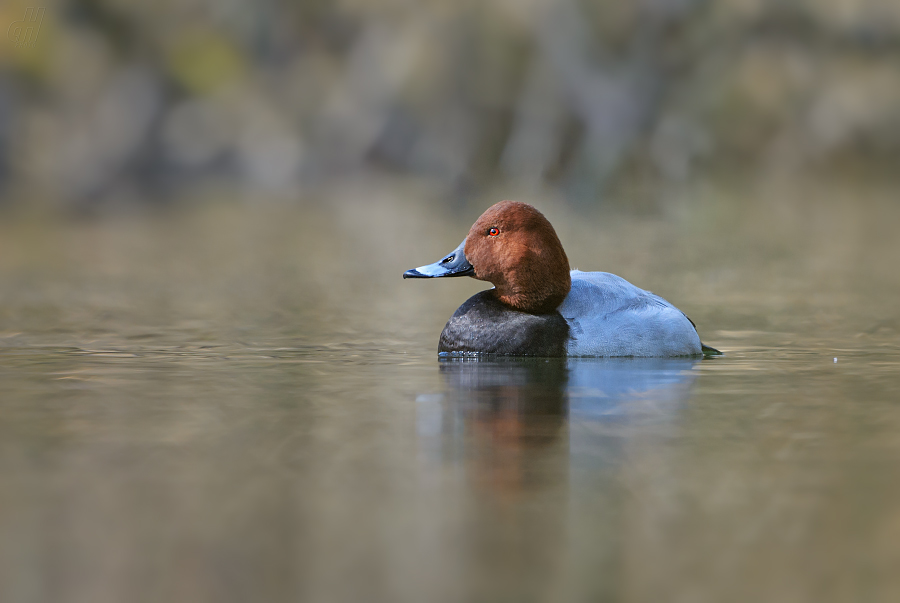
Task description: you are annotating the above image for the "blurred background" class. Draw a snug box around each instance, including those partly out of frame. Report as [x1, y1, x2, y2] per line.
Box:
[1, 0, 899, 211]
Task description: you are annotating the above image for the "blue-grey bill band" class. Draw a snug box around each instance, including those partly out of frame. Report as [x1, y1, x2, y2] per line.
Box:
[403, 240, 474, 279]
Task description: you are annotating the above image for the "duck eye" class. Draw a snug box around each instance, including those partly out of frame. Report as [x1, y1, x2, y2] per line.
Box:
[488, 227, 500, 237]
[441, 255, 455, 264]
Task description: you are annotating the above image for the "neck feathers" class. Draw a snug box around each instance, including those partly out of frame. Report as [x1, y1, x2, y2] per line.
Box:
[493, 247, 571, 314]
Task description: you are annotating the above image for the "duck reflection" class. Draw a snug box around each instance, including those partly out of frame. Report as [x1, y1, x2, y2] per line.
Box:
[438, 358, 570, 495]
[416, 357, 701, 598]
[418, 357, 701, 494]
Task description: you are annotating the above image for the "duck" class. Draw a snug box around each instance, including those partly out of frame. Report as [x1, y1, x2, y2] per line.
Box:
[403, 201, 719, 357]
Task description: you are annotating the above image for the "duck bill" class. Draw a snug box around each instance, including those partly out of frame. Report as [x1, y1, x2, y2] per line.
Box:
[403, 239, 475, 279]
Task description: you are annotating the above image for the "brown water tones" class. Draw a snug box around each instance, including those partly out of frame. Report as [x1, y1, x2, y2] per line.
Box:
[0, 179, 898, 603]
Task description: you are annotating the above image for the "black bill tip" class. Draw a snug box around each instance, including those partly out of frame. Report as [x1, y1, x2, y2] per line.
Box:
[403, 239, 474, 280]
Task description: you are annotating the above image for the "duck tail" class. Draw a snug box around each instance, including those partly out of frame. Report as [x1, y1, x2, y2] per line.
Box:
[701, 343, 723, 356]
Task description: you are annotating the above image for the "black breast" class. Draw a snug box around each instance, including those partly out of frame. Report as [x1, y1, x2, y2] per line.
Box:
[438, 290, 570, 357]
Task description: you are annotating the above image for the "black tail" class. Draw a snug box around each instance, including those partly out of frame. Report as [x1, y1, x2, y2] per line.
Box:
[683, 313, 722, 356]
[701, 343, 722, 356]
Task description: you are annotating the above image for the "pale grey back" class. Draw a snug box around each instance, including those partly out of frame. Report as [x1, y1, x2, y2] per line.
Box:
[558, 271, 702, 357]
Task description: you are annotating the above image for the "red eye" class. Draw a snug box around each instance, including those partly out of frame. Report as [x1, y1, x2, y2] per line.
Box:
[488, 227, 499, 237]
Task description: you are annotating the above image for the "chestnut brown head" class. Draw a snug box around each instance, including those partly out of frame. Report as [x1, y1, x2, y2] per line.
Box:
[403, 201, 571, 314]
[462, 201, 571, 313]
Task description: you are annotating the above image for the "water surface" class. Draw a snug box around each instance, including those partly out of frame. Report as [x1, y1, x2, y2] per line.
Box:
[1, 182, 899, 602]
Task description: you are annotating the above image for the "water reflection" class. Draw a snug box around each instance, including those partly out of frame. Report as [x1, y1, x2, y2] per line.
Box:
[438, 358, 570, 495]
[566, 358, 698, 469]
[426, 357, 699, 478]
[424, 356, 700, 486]
[415, 357, 700, 599]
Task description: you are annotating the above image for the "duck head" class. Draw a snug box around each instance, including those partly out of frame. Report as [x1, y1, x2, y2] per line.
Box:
[404, 201, 571, 314]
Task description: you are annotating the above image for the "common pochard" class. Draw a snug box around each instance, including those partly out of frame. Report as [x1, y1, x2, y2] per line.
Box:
[404, 201, 719, 357]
